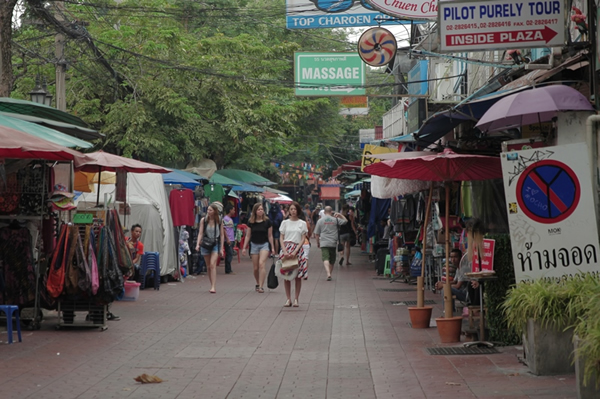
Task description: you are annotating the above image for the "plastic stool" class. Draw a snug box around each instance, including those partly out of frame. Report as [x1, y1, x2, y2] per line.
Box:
[139, 252, 161, 290]
[384, 255, 392, 277]
[0, 305, 22, 344]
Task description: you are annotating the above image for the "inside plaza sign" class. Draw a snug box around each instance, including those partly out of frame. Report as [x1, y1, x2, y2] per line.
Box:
[294, 53, 366, 96]
[438, 0, 565, 52]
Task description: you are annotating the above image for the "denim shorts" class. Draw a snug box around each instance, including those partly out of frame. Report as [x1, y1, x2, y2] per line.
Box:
[272, 230, 280, 239]
[250, 242, 270, 255]
[200, 243, 220, 256]
[339, 233, 351, 243]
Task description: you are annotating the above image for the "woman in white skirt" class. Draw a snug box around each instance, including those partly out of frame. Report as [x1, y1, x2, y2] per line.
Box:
[277, 201, 308, 307]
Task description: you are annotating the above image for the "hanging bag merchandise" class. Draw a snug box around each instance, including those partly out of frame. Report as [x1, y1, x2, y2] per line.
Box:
[47, 224, 69, 298]
[88, 235, 99, 295]
[267, 258, 279, 289]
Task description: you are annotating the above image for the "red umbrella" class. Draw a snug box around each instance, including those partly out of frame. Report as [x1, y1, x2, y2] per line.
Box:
[365, 149, 502, 318]
[0, 125, 86, 161]
[74, 150, 171, 173]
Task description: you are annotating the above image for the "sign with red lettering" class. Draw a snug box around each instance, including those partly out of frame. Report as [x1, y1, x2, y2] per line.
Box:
[438, 0, 565, 51]
[364, 0, 438, 20]
[471, 239, 495, 272]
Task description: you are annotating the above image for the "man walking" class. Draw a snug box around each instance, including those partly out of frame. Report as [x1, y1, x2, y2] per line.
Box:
[223, 205, 236, 274]
[314, 206, 347, 281]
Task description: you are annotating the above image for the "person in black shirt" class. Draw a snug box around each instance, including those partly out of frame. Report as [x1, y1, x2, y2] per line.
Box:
[242, 203, 275, 293]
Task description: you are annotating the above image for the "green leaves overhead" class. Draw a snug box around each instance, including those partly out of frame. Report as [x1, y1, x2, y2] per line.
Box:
[12, 0, 392, 174]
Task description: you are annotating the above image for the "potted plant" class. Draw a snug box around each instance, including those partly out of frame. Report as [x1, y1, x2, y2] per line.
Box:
[502, 278, 578, 375]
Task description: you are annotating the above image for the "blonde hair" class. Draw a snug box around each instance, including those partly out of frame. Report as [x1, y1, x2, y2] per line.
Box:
[249, 203, 266, 224]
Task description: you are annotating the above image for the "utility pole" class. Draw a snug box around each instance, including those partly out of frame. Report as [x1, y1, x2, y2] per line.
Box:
[54, 1, 66, 111]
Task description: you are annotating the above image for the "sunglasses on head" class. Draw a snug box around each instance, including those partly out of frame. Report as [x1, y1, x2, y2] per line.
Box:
[309, 0, 375, 13]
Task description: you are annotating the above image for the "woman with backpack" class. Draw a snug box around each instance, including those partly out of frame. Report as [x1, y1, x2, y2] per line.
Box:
[195, 203, 224, 293]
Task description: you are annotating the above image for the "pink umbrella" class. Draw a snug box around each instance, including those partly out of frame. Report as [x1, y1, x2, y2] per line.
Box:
[476, 85, 594, 133]
[75, 150, 170, 206]
[365, 149, 502, 319]
[75, 150, 171, 174]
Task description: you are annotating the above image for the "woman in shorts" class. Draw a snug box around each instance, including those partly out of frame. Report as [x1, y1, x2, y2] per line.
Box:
[243, 203, 275, 293]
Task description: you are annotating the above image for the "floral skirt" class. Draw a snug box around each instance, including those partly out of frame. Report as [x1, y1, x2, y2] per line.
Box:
[276, 241, 307, 280]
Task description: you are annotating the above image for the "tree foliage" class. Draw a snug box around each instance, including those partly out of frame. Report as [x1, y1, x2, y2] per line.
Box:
[10, 0, 392, 175]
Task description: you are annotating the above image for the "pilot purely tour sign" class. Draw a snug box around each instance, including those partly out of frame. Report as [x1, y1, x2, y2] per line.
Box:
[295, 53, 366, 96]
[438, 0, 565, 51]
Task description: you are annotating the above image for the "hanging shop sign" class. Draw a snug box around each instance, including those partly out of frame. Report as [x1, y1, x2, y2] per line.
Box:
[438, 0, 565, 52]
[364, 0, 438, 19]
[295, 52, 366, 96]
[361, 144, 396, 171]
[286, 0, 407, 29]
[501, 143, 600, 283]
[340, 96, 369, 115]
[471, 239, 495, 272]
[407, 60, 428, 105]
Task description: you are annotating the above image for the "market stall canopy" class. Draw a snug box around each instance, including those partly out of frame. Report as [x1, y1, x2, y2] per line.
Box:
[170, 168, 205, 181]
[344, 190, 361, 199]
[162, 170, 201, 189]
[267, 194, 293, 204]
[263, 186, 288, 195]
[0, 98, 102, 140]
[332, 160, 361, 178]
[476, 85, 595, 133]
[364, 149, 502, 182]
[231, 182, 264, 193]
[0, 126, 87, 161]
[75, 150, 171, 174]
[0, 113, 93, 148]
[213, 169, 275, 186]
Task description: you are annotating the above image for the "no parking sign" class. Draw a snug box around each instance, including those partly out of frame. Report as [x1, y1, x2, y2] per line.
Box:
[501, 143, 600, 283]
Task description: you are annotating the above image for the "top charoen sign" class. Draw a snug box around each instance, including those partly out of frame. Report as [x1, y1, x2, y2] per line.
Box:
[286, 0, 408, 29]
[364, 0, 438, 19]
[438, 0, 565, 52]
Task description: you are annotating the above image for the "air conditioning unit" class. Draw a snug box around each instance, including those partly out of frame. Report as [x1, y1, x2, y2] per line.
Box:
[431, 62, 458, 103]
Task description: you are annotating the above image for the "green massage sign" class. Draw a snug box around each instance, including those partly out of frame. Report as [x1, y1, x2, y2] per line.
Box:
[294, 52, 366, 96]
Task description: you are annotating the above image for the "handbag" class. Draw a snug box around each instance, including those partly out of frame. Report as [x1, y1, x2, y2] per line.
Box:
[336, 219, 344, 252]
[281, 256, 299, 271]
[267, 259, 279, 289]
[200, 218, 218, 250]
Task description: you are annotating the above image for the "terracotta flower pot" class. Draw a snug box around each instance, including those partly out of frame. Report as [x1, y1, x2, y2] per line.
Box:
[408, 306, 433, 329]
[435, 316, 463, 343]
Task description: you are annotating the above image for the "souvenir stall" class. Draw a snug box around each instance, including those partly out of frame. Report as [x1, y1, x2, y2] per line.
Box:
[0, 127, 88, 330]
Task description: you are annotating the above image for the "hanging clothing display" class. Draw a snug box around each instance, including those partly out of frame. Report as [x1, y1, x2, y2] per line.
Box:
[205, 183, 225, 204]
[169, 188, 195, 226]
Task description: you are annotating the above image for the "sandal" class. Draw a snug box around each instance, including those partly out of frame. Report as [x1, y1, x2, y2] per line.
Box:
[209, 289, 216, 294]
[284, 299, 292, 307]
[327, 276, 332, 281]
[339, 257, 344, 266]
[255, 285, 259, 291]
[257, 287, 264, 293]
[293, 299, 299, 307]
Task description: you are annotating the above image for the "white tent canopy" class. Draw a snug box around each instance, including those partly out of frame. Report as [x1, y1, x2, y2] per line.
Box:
[75, 173, 177, 276]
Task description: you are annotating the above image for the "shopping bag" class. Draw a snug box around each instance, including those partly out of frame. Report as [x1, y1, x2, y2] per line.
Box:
[281, 257, 299, 272]
[267, 260, 278, 289]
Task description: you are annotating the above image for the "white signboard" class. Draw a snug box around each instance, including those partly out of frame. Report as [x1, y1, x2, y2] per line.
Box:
[501, 143, 600, 283]
[438, 0, 566, 52]
[286, 0, 404, 29]
[365, 0, 437, 19]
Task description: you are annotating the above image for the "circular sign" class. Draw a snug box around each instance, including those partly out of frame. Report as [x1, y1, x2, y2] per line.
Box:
[515, 160, 580, 224]
[358, 27, 397, 66]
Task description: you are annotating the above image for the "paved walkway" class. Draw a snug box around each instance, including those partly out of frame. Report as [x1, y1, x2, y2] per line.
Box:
[0, 246, 576, 399]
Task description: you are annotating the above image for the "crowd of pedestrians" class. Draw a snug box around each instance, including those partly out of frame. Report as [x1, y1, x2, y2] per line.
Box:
[193, 200, 357, 307]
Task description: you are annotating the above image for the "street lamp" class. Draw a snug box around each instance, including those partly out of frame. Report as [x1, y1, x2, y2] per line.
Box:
[41, 77, 53, 107]
[29, 75, 47, 104]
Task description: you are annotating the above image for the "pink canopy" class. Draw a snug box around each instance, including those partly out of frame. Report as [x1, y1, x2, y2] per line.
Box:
[0, 125, 85, 161]
[75, 150, 170, 174]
